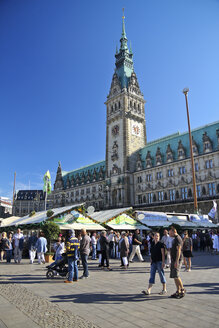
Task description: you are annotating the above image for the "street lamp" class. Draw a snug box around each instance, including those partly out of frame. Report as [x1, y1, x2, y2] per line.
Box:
[182, 88, 198, 213]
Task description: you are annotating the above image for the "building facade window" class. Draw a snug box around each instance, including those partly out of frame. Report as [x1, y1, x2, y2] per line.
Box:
[157, 172, 163, 180]
[181, 187, 188, 199]
[138, 195, 142, 204]
[196, 185, 202, 197]
[169, 189, 175, 201]
[158, 191, 164, 201]
[179, 166, 186, 175]
[146, 174, 152, 182]
[208, 183, 216, 196]
[205, 160, 213, 169]
[195, 163, 199, 172]
[148, 193, 153, 204]
[86, 188, 90, 194]
[137, 176, 142, 183]
[167, 169, 173, 177]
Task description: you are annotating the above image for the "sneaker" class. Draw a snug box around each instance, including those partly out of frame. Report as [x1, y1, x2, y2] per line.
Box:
[159, 290, 167, 295]
[64, 280, 73, 283]
[73, 279, 79, 282]
[129, 260, 133, 263]
[142, 290, 150, 295]
[187, 268, 191, 272]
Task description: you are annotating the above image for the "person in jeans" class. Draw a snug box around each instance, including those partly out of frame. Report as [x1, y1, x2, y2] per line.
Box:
[35, 232, 47, 264]
[64, 229, 80, 283]
[5, 232, 13, 263]
[161, 229, 171, 268]
[80, 229, 91, 279]
[169, 227, 186, 299]
[129, 229, 144, 262]
[142, 232, 167, 295]
[13, 228, 24, 264]
[91, 232, 97, 260]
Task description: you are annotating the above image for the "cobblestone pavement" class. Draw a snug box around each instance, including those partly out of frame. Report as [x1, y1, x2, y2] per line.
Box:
[0, 252, 219, 328]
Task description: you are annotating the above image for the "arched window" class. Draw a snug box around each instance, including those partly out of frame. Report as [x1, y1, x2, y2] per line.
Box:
[134, 102, 136, 109]
[118, 101, 121, 109]
[115, 103, 117, 111]
[130, 101, 132, 108]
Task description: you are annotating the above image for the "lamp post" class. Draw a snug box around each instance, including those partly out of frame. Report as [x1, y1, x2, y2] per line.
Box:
[182, 88, 198, 213]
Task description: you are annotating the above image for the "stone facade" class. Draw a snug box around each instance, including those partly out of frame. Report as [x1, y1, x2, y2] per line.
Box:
[14, 190, 46, 217]
[52, 16, 219, 217]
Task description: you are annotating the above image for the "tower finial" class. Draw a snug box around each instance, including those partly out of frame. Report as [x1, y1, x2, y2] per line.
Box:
[122, 8, 126, 37]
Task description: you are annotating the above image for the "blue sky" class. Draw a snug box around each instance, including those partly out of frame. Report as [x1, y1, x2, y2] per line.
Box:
[0, 0, 219, 199]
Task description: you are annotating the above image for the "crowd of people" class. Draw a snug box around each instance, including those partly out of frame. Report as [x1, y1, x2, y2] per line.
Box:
[1, 227, 219, 296]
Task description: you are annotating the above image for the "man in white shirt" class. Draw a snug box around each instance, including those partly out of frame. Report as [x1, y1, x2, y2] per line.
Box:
[91, 232, 97, 260]
[13, 228, 24, 264]
[161, 230, 171, 268]
[108, 231, 115, 258]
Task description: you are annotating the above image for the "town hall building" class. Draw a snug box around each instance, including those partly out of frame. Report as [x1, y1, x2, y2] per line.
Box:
[52, 16, 219, 215]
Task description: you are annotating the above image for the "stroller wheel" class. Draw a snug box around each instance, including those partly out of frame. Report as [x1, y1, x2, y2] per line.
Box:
[46, 269, 55, 279]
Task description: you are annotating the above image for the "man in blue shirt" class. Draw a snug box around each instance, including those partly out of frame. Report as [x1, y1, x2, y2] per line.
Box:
[64, 229, 80, 283]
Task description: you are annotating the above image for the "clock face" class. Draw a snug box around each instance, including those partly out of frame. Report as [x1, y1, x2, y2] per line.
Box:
[131, 122, 141, 137]
[112, 125, 119, 136]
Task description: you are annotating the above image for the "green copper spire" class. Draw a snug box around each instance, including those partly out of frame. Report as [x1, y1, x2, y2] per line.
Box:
[122, 8, 126, 38]
[114, 10, 134, 89]
[120, 8, 128, 51]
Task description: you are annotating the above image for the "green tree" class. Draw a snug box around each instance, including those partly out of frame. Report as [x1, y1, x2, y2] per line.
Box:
[41, 221, 60, 253]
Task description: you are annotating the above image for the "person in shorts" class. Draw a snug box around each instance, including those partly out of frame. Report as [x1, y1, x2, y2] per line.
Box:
[169, 227, 186, 299]
[182, 231, 193, 272]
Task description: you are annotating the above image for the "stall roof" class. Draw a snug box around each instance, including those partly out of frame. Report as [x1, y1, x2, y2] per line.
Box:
[104, 213, 150, 230]
[52, 209, 105, 231]
[90, 207, 132, 224]
[0, 216, 21, 228]
[0, 204, 84, 227]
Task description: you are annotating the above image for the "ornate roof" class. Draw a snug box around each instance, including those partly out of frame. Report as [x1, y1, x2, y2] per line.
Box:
[139, 120, 219, 168]
[61, 160, 105, 188]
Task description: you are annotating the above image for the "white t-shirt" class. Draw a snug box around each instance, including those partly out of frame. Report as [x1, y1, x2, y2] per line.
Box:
[13, 233, 24, 247]
[91, 236, 97, 245]
[212, 235, 218, 250]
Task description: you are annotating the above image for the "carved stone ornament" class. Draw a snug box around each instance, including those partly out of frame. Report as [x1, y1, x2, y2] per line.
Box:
[112, 125, 119, 137]
[111, 141, 119, 161]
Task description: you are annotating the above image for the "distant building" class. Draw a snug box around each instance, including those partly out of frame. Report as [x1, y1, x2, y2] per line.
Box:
[52, 15, 219, 215]
[13, 190, 46, 217]
[0, 197, 12, 218]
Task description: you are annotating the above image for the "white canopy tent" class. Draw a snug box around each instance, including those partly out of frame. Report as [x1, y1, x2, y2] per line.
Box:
[90, 207, 132, 224]
[0, 204, 84, 228]
[90, 208, 150, 230]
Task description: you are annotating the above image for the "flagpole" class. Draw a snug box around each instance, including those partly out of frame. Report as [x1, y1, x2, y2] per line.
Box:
[182, 88, 198, 213]
[45, 176, 48, 211]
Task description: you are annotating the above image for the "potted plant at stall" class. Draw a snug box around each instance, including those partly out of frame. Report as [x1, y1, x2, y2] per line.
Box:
[41, 221, 60, 263]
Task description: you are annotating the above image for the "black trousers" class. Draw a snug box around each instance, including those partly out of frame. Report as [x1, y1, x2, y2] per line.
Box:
[101, 250, 109, 267]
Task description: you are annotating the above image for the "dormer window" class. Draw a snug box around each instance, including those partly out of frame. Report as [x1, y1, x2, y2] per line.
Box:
[202, 132, 212, 153]
[192, 137, 198, 156]
[146, 151, 152, 168]
[166, 144, 173, 163]
[156, 147, 162, 166]
[178, 140, 186, 159]
[136, 152, 142, 171]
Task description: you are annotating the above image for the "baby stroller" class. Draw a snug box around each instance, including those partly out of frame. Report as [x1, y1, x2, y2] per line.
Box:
[46, 253, 81, 279]
[46, 253, 68, 279]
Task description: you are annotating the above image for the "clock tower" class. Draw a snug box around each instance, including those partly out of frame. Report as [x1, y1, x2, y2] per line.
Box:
[105, 13, 147, 207]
